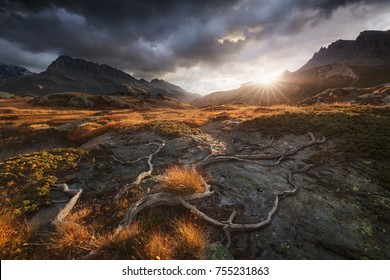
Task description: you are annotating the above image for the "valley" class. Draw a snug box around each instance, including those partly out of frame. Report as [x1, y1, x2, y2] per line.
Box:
[0, 26, 389, 260]
[1, 98, 389, 259]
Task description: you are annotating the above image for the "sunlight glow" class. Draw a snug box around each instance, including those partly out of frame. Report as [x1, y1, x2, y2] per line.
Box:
[243, 75, 290, 106]
[258, 73, 280, 85]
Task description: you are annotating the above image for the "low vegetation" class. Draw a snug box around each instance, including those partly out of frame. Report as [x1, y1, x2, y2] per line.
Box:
[241, 105, 390, 158]
[46, 213, 208, 260]
[127, 120, 201, 137]
[0, 148, 88, 216]
[0, 208, 36, 259]
[0, 100, 388, 259]
[161, 165, 206, 195]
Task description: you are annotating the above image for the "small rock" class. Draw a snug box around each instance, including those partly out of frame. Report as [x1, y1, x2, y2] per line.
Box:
[205, 241, 234, 260]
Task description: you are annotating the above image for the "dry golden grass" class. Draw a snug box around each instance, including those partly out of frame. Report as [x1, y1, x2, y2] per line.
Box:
[142, 218, 207, 260]
[66, 207, 94, 225]
[48, 222, 95, 259]
[0, 208, 36, 259]
[161, 166, 206, 195]
[172, 219, 208, 259]
[67, 122, 115, 142]
[92, 218, 207, 260]
[94, 223, 142, 259]
[144, 231, 174, 260]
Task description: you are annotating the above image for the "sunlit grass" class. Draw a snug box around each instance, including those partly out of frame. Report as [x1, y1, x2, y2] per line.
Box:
[161, 166, 206, 195]
[173, 218, 208, 259]
[144, 231, 174, 260]
[48, 222, 95, 259]
[0, 207, 36, 259]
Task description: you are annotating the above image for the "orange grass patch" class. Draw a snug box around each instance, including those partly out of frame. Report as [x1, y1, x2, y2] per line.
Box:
[0, 208, 36, 259]
[161, 166, 206, 195]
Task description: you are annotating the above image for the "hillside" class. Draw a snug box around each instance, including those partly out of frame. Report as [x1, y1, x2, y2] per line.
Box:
[298, 30, 390, 71]
[0, 56, 198, 103]
[0, 64, 33, 80]
[193, 30, 390, 106]
[192, 64, 390, 106]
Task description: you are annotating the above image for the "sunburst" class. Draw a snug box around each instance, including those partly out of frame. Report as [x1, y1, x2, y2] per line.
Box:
[245, 75, 290, 105]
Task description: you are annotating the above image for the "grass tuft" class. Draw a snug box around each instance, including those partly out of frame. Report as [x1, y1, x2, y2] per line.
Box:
[94, 223, 142, 260]
[0, 207, 36, 259]
[144, 231, 174, 260]
[173, 219, 208, 259]
[161, 166, 206, 195]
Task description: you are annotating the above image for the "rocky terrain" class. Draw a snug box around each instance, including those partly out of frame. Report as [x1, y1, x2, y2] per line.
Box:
[298, 30, 390, 71]
[0, 100, 389, 260]
[299, 84, 390, 106]
[0, 29, 389, 260]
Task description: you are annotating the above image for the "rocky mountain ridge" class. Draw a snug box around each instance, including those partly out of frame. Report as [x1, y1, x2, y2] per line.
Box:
[299, 30, 390, 71]
[193, 30, 390, 106]
[0, 56, 198, 103]
[0, 64, 33, 80]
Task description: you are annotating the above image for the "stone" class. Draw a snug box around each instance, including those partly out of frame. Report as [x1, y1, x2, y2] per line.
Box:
[205, 242, 234, 260]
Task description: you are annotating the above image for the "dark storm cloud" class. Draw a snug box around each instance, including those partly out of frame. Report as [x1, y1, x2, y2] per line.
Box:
[0, 0, 387, 76]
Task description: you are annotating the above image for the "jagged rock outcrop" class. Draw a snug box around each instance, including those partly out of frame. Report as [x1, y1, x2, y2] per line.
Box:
[299, 30, 390, 71]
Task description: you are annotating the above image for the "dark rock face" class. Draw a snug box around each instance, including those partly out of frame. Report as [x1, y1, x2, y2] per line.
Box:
[46, 55, 135, 81]
[299, 30, 390, 71]
[0, 64, 33, 80]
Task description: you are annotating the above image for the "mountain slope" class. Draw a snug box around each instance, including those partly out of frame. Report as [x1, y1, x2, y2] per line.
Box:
[192, 63, 390, 106]
[0, 64, 33, 80]
[191, 82, 295, 106]
[0, 56, 198, 102]
[193, 30, 390, 106]
[150, 79, 201, 102]
[298, 30, 390, 71]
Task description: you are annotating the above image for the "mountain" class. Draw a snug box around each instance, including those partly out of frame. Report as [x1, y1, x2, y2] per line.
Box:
[281, 63, 390, 101]
[0, 64, 33, 80]
[298, 30, 390, 71]
[193, 30, 390, 106]
[150, 79, 201, 101]
[0, 56, 198, 102]
[191, 82, 295, 106]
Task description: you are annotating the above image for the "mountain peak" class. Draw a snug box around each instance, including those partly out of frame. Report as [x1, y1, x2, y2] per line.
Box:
[46, 55, 135, 81]
[298, 30, 390, 71]
[0, 63, 33, 80]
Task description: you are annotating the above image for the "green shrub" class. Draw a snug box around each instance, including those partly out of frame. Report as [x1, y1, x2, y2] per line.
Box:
[0, 148, 88, 216]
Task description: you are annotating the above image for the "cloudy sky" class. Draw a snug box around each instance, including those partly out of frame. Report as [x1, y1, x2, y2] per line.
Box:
[0, 0, 389, 94]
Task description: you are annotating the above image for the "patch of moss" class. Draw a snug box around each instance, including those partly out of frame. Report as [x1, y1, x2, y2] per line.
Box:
[241, 107, 390, 158]
[241, 106, 390, 188]
[361, 222, 373, 237]
[241, 107, 390, 159]
[129, 121, 201, 137]
[0, 148, 88, 216]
